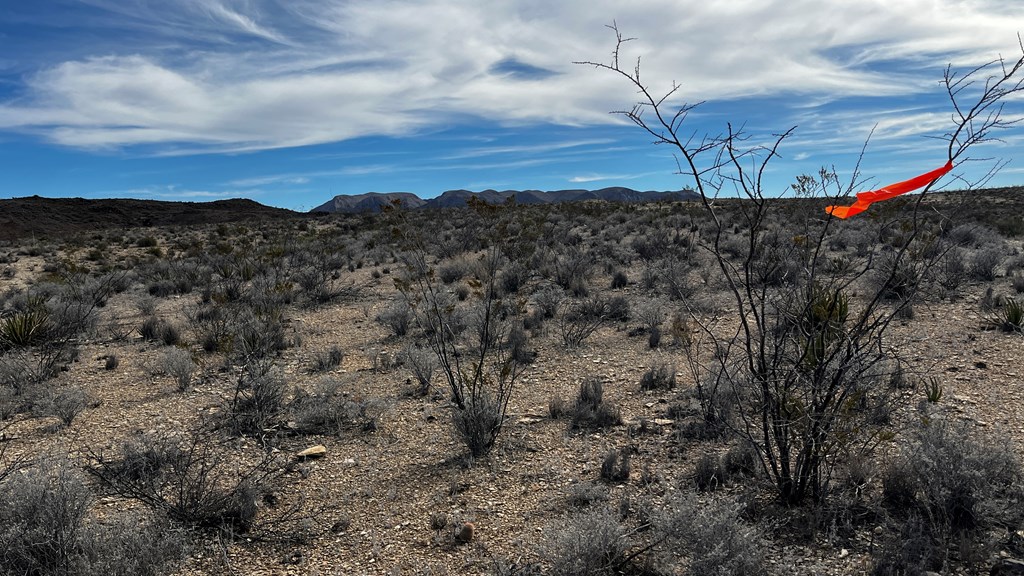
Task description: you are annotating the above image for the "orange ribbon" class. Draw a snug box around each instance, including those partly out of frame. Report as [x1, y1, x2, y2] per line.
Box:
[825, 160, 953, 219]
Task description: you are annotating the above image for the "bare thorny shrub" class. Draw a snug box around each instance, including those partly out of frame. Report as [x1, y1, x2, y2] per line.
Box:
[389, 199, 532, 457]
[580, 26, 1024, 505]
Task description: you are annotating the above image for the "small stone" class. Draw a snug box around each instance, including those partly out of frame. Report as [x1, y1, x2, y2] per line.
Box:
[873, 526, 884, 536]
[839, 548, 849, 558]
[296, 445, 327, 460]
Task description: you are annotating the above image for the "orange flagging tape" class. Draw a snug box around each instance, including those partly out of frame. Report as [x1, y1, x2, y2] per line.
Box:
[825, 160, 953, 219]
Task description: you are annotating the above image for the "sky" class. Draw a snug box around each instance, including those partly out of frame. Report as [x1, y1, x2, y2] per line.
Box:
[1, 1, 1023, 211]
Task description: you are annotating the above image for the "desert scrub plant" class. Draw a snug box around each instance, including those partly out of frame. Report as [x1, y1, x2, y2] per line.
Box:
[139, 316, 180, 346]
[375, 300, 414, 337]
[41, 385, 88, 428]
[87, 428, 280, 534]
[571, 377, 621, 430]
[558, 297, 608, 349]
[600, 448, 631, 482]
[309, 345, 344, 373]
[161, 347, 196, 392]
[227, 359, 288, 439]
[694, 452, 727, 492]
[969, 245, 1003, 281]
[290, 378, 384, 436]
[0, 456, 184, 576]
[653, 492, 765, 576]
[0, 296, 51, 349]
[400, 344, 437, 395]
[877, 419, 1023, 573]
[391, 197, 529, 457]
[581, 25, 1024, 505]
[541, 508, 629, 576]
[639, 363, 676, 391]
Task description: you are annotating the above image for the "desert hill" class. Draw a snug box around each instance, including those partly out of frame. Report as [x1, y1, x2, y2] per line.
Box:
[0, 196, 302, 242]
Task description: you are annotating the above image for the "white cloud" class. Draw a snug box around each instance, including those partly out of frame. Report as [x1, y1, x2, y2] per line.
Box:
[1, 0, 1022, 153]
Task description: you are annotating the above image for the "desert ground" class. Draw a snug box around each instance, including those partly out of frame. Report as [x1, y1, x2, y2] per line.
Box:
[1, 190, 1023, 576]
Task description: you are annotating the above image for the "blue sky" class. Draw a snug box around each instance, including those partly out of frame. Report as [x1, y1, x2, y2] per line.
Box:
[1, 1, 1023, 211]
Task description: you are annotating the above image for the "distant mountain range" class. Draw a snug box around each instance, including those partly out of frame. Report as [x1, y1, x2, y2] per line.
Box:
[0, 196, 300, 242]
[311, 187, 699, 213]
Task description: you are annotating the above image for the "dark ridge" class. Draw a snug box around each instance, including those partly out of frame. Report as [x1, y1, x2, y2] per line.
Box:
[311, 187, 700, 213]
[0, 196, 302, 242]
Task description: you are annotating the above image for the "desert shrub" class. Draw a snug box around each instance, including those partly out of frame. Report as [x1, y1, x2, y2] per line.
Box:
[452, 392, 504, 457]
[228, 361, 288, 438]
[936, 246, 968, 291]
[0, 298, 51, 349]
[439, 261, 468, 284]
[139, 317, 180, 346]
[558, 298, 607, 349]
[567, 482, 609, 507]
[541, 508, 629, 576]
[290, 378, 383, 436]
[160, 348, 196, 392]
[186, 304, 233, 353]
[500, 262, 529, 295]
[654, 492, 765, 576]
[41, 386, 88, 428]
[88, 430, 276, 533]
[554, 247, 592, 297]
[877, 419, 1022, 572]
[548, 396, 567, 419]
[663, 257, 701, 300]
[532, 285, 564, 319]
[0, 457, 184, 576]
[400, 345, 437, 395]
[375, 300, 413, 337]
[969, 246, 1003, 281]
[571, 377, 621, 430]
[610, 270, 628, 289]
[1013, 274, 1024, 294]
[504, 324, 536, 364]
[694, 452, 726, 492]
[600, 448, 630, 483]
[231, 307, 290, 361]
[310, 345, 344, 373]
[639, 363, 676, 391]
[605, 295, 630, 322]
[723, 442, 760, 478]
[873, 250, 923, 302]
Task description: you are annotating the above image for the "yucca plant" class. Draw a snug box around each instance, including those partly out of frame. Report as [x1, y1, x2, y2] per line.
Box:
[989, 298, 1024, 333]
[0, 304, 51, 349]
